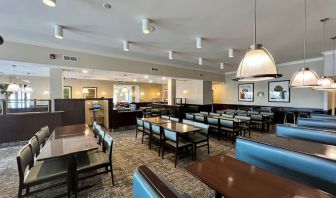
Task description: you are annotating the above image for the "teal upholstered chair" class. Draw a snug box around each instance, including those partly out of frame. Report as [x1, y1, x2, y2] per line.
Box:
[17, 144, 69, 197]
[188, 122, 210, 159]
[40, 126, 50, 138]
[135, 118, 144, 140]
[194, 115, 205, 123]
[28, 136, 40, 158]
[235, 115, 252, 137]
[220, 118, 240, 141]
[75, 134, 115, 193]
[185, 113, 194, 121]
[209, 112, 220, 117]
[200, 111, 209, 115]
[142, 121, 151, 144]
[162, 129, 193, 167]
[97, 127, 106, 145]
[170, 117, 179, 122]
[149, 124, 162, 155]
[161, 115, 170, 120]
[182, 119, 194, 126]
[221, 114, 234, 119]
[207, 117, 220, 139]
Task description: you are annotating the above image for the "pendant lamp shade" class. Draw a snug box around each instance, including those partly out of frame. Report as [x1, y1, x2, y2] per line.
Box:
[290, 67, 319, 88]
[7, 83, 20, 92]
[313, 76, 334, 90]
[234, 44, 282, 81]
[24, 86, 34, 93]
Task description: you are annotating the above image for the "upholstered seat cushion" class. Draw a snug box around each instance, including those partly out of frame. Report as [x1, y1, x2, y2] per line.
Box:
[152, 134, 161, 140]
[137, 126, 144, 131]
[76, 151, 109, 171]
[165, 139, 192, 148]
[188, 134, 207, 143]
[24, 159, 68, 185]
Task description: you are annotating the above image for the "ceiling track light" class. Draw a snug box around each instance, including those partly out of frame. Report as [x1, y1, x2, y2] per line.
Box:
[233, 0, 282, 81]
[290, 0, 319, 88]
[169, 50, 174, 60]
[123, 40, 129, 51]
[43, 0, 56, 7]
[196, 37, 202, 49]
[142, 18, 154, 34]
[220, 62, 224, 70]
[54, 25, 63, 39]
[228, 48, 234, 58]
[198, 57, 203, 65]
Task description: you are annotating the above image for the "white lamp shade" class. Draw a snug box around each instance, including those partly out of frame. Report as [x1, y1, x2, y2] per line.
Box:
[290, 67, 319, 88]
[6, 83, 21, 92]
[235, 45, 281, 81]
[313, 76, 335, 90]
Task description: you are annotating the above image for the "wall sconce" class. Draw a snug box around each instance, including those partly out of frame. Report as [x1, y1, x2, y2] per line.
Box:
[257, 91, 264, 97]
[140, 92, 145, 96]
[76, 91, 80, 95]
[183, 90, 188, 94]
[102, 91, 106, 95]
[156, 92, 161, 96]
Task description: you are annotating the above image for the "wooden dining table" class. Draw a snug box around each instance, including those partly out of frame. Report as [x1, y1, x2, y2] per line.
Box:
[185, 154, 335, 198]
[37, 124, 99, 194]
[142, 117, 171, 124]
[159, 122, 201, 134]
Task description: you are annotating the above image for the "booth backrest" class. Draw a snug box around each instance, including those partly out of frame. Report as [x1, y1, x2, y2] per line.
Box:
[236, 138, 336, 195]
[276, 124, 336, 146]
[310, 114, 336, 120]
[297, 118, 336, 129]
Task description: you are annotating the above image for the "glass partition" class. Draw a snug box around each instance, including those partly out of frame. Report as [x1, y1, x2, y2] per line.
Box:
[1, 99, 51, 114]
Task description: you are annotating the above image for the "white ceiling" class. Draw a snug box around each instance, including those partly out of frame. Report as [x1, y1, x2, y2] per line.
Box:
[1, 0, 336, 73]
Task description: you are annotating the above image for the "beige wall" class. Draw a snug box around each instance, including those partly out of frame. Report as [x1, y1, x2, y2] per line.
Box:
[176, 80, 212, 105]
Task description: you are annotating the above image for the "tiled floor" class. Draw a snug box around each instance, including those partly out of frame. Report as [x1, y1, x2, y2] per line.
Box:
[0, 129, 272, 198]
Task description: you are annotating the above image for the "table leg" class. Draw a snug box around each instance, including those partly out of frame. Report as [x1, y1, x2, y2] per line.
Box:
[215, 191, 223, 198]
[68, 154, 76, 195]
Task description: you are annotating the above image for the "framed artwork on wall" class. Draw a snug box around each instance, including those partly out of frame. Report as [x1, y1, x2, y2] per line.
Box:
[268, 80, 290, 103]
[63, 86, 72, 99]
[238, 83, 254, 102]
[83, 87, 97, 99]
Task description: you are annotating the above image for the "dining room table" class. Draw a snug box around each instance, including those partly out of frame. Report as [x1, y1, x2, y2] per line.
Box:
[142, 117, 172, 124]
[185, 154, 336, 198]
[37, 124, 99, 194]
[159, 122, 201, 134]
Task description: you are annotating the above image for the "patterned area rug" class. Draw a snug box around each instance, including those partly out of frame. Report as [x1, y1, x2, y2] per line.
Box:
[0, 129, 272, 198]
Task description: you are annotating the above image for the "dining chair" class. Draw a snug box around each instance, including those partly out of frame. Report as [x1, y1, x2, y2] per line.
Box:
[221, 114, 234, 119]
[75, 134, 115, 193]
[161, 115, 170, 120]
[142, 121, 151, 144]
[250, 114, 266, 131]
[185, 113, 194, 121]
[97, 127, 106, 145]
[182, 119, 194, 126]
[149, 124, 162, 156]
[40, 126, 50, 139]
[235, 115, 252, 137]
[35, 129, 48, 148]
[209, 112, 220, 117]
[225, 111, 236, 116]
[28, 136, 40, 158]
[200, 111, 209, 115]
[17, 144, 69, 197]
[194, 115, 205, 123]
[207, 117, 220, 138]
[170, 117, 179, 122]
[161, 129, 193, 167]
[188, 122, 210, 159]
[220, 118, 240, 141]
[135, 118, 144, 140]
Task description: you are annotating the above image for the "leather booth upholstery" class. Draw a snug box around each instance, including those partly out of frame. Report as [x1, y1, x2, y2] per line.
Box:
[276, 124, 336, 145]
[236, 138, 336, 195]
[297, 118, 336, 129]
[310, 114, 336, 120]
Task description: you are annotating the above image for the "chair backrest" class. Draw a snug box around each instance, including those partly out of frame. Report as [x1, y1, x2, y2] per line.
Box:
[17, 144, 34, 184]
[297, 118, 336, 129]
[220, 119, 234, 128]
[235, 115, 251, 121]
[170, 117, 179, 122]
[248, 111, 260, 115]
[194, 115, 205, 123]
[98, 127, 106, 145]
[207, 117, 219, 125]
[209, 112, 220, 117]
[221, 114, 234, 119]
[41, 126, 50, 138]
[35, 129, 48, 148]
[216, 110, 225, 114]
[250, 114, 263, 121]
[193, 122, 209, 135]
[93, 124, 101, 137]
[163, 129, 176, 142]
[161, 115, 170, 120]
[185, 113, 194, 120]
[144, 121, 151, 130]
[103, 134, 113, 162]
[200, 111, 209, 115]
[137, 118, 143, 127]
[236, 112, 248, 116]
[151, 124, 161, 135]
[182, 119, 194, 125]
[29, 136, 40, 158]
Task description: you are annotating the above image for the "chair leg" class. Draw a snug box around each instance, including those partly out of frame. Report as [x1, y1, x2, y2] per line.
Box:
[207, 138, 210, 154]
[18, 186, 22, 197]
[135, 129, 138, 140]
[194, 145, 197, 160]
[110, 164, 115, 186]
[141, 132, 144, 144]
[161, 144, 165, 159]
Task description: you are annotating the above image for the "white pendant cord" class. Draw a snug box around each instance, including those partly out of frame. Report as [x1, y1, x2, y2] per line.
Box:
[303, 0, 306, 68]
[333, 37, 335, 80]
[254, 0, 257, 45]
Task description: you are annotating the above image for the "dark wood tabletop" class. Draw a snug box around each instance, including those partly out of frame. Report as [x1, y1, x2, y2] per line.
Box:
[37, 124, 98, 161]
[160, 122, 201, 134]
[185, 155, 335, 198]
[142, 117, 171, 124]
[247, 135, 336, 162]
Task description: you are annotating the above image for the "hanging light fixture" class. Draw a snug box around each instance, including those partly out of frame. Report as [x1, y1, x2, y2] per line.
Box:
[7, 65, 20, 92]
[233, 0, 282, 81]
[220, 62, 224, 70]
[169, 50, 174, 60]
[228, 48, 234, 58]
[313, 18, 334, 91]
[290, 0, 319, 88]
[196, 37, 202, 49]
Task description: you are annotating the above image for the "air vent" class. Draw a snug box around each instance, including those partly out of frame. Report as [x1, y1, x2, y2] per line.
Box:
[63, 55, 79, 62]
[151, 67, 159, 72]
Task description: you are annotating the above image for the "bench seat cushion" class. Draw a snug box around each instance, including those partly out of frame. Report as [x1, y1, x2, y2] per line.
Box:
[76, 151, 109, 171]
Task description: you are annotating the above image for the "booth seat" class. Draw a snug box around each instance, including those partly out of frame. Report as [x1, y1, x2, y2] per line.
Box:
[297, 118, 336, 129]
[133, 165, 190, 198]
[276, 124, 336, 146]
[310, 114, 336, 120]
[236, 138, 336, 195]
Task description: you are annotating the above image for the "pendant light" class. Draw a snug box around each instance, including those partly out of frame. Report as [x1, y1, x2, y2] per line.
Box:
[82, 76, 89, 94]
[290, 0, 319, 88]
[313, 18, 334, 90]
[7, 65, 20, 92]
[233, 0, 282, 81]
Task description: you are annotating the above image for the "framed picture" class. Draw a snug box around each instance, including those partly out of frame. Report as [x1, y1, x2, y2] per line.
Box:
[83, 87, 97, 99]
[238, 83, 254, 102]
[268, 80, 290, 103]
[63, 86, 72, 99]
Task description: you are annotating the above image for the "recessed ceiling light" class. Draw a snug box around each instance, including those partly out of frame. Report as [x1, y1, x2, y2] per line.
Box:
[133, 79, 137, 82]
[142, 18, 155, 34]
[196, 37, 202, 49]
[198, 57, 203, 65]
[123, 40, 129, 52]
[102, 3, 111, 9]
[162, 77, 166, 80]
[54, 25, 63, 39]
[82, 70, 88, 74]
[43, 0, 56, 7]
[228, 48, 234, 58]
[144, 75, 149, 79]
